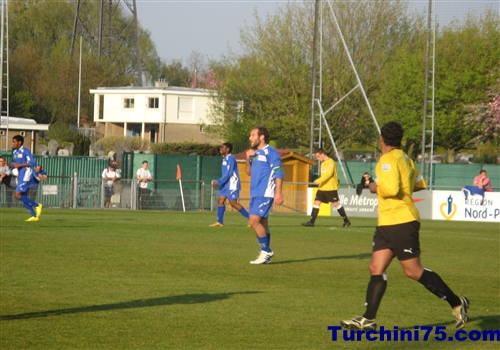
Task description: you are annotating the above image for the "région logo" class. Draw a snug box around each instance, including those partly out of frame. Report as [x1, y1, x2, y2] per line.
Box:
[440, 195, 457, 220]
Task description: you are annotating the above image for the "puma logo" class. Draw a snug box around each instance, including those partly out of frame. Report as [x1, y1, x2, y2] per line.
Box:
[403, 248, 413, 254]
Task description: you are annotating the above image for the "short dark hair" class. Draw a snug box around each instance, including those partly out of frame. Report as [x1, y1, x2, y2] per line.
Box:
[222, 142, 233, 153]
[142, 160, 148, 165]
[13, 135, 24, 144]
[314, 148, 326, 155]
[479, 170, 487, 175]
[253, 126, 270, 144]
[380, 122, 403, 147]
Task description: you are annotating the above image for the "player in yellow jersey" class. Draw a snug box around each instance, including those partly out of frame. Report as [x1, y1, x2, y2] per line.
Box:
[341, 122, 468, 331]
[302, 148, 351, 228]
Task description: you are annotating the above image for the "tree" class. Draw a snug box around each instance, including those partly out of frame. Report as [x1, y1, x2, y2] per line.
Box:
[208, 1, 419, 150]
[8, 0, 162, 124]
[159, 59, 191, 87]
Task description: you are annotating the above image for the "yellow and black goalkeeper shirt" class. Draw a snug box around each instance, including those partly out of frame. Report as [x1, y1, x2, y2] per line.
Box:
[375, 149, 426, 226]
[316, 157, 339, 191]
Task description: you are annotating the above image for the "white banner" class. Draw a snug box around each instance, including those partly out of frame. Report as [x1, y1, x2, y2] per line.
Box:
[432, 190, 500, 222]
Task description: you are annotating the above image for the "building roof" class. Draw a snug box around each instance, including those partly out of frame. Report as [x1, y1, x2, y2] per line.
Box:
[0, 117, 49, 131]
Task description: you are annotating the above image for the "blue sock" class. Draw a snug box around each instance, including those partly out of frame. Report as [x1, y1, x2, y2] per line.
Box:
[238, 207, 249, 219]
[21, 195, 38, 207]
[217, 205, 225, 224]
[20, 195, 36, 217]
[258, 236, 271, 252]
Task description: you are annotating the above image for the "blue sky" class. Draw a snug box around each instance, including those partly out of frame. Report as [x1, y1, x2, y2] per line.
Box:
[136, 0, 499, 62]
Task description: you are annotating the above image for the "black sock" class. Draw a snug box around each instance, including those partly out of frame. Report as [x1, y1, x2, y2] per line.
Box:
[337, 206, 349, 222]
[310, 207, 319, 224]
[418, 269, 461, 307]
[363, 274, 387, 320]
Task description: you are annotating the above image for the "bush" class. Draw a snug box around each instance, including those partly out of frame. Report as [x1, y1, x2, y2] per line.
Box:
[95, 136, 150, 154]
[150, 142, 219, 156]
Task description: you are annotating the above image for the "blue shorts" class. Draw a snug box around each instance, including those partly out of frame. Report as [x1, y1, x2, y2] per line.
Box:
[219, 189, 240, 200]
[249, 196, 274, 218]
[16, 179, 31, 193]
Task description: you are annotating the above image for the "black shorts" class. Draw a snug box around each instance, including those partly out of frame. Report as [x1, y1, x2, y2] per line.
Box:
[314, 190, 339, 203]
[372, 221, 421, 261]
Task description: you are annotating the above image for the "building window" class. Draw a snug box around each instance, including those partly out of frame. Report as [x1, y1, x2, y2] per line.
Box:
[178, 97, 194, 120]
[124, 98, 135, 109]
[148, 97, 159, 109]
[126, 124, 141, 137]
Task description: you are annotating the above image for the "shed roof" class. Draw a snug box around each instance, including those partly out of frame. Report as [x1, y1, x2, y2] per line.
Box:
[233, 149, 316, 165]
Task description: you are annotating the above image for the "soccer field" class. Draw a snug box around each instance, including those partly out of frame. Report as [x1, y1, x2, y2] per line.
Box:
[0, 209, 498, 349]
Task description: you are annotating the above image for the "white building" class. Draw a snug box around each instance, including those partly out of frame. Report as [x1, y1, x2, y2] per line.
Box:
[90, 83, 221, 144]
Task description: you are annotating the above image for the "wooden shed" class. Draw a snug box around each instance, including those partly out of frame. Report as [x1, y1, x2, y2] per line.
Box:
[233, 150, 316, 214]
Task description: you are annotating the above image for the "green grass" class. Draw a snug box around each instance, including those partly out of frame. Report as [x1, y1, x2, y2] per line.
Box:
[0, 208, 499, 349]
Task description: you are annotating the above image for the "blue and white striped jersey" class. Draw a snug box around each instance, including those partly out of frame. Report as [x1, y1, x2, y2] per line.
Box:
[216, 154, 241, 192]
[12, 146, 36, 184]
[249, 145, 284, 198]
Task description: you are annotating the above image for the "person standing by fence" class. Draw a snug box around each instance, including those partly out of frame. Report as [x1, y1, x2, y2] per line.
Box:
[136, 160, 153, 209]
[102, 163, 121, 208]
[28, 165, 48, 202]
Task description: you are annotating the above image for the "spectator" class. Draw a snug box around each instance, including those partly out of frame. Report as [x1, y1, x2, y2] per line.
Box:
[462, 170, 492, 201]
[28, 165, 48, 202]
[136, 160, 153, 209]
[0, 157, 14, 207]
[102, 163, 121, 208]
[356, 172, 374, 196]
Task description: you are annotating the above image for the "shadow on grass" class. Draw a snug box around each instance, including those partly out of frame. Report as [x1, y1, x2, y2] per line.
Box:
[0, 291, 262, 321]
[273, 252, 371, 265]
[400, 315, 500, 330]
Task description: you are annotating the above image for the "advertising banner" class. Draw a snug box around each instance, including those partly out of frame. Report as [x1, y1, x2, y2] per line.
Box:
[432, 190, 500, 222]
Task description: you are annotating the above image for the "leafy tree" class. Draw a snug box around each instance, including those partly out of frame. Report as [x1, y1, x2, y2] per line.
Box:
[159, 59, 191, 87]
[208, 1, 418, 150]
[8, 0, 162, 124]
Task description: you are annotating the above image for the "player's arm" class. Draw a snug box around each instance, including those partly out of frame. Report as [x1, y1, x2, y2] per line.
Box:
[410, 158, 427, 192]
[39, 171, 48, 181]
[272, 154, 284, 205]
[245, 149, 255, 176]
[217, 158, 233, 186]
[314, 161, 334, 185]
[375, 160, 402, 198]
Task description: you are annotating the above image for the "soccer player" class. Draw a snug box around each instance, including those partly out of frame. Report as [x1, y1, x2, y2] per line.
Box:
[340, 122, 468, 331]
[245, 126, 284, 264]
[210, 142, 249, 227]
[11, 135, 43, 221]
[302, 148, 351, 228]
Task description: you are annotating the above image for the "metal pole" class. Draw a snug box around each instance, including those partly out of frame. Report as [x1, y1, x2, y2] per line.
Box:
[309, 0, 319, 158]
[421, 0, 433, 182]
[77, 35, 82, 128]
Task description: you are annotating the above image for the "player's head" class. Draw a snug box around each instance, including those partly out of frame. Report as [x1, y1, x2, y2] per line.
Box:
[142, 160, 148, 169]
[221, 142, 233, 155]
[36, 165, 42, 172]
[314, 148, 329, 161]
[479, 170, 487, 177]
[12, 135, 24, 149]
[380, 122, 403, 147]
[249, 126, 269, 149]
